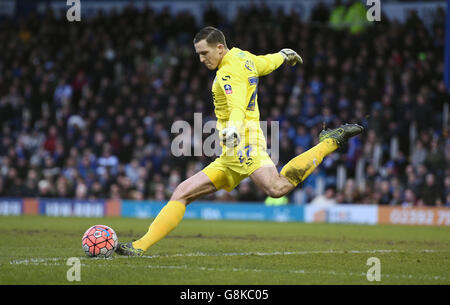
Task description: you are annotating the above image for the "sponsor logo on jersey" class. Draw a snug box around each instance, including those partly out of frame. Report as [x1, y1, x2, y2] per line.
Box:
[245, 60, 255, 72]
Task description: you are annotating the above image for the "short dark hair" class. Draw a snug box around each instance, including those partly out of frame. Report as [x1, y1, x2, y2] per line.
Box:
[193, 26, 227, 48]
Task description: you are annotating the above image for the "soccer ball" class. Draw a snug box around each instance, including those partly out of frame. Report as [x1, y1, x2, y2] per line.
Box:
[82, 225, 118, 258]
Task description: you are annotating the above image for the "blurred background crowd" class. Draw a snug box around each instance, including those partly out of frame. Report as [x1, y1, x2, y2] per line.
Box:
[0, 1, 449, 206]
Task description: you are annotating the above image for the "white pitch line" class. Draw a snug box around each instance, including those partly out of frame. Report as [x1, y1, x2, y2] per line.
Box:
[134, 248, 444, 259]
[8, 248, 447, 265]
[9, 257, 104, 265]
[7, 250, 449, 282]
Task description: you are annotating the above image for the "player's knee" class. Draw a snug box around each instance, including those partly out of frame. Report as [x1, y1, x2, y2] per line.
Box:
[170, 182, 190, 204]
[265, 185, 286, 198]
[170, 179, 206, 205]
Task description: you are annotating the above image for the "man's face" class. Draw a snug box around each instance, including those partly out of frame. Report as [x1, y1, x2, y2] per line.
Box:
[194, 39, 225, 70]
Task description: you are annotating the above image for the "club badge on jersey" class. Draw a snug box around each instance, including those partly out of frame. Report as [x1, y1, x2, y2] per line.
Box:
[224, 84, 233, 94]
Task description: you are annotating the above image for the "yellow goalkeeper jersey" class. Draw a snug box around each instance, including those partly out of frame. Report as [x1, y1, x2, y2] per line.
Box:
[212, 47, 285, 148]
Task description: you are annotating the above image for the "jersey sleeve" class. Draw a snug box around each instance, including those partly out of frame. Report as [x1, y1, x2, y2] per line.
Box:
[248, 52, 285, 77]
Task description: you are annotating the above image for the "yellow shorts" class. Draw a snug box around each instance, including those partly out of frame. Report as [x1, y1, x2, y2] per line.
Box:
[202, 144, 274, 192]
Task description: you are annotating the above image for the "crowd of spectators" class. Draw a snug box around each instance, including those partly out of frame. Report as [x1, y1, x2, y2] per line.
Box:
[0, 2, 448, 206]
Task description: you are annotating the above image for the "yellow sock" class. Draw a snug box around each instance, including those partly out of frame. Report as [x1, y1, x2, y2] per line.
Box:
[132, 200, 186, 251]
[280, 139, 338, 186]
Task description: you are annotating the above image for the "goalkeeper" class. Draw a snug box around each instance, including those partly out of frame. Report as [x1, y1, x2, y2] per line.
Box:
[116, 26, 363, 256]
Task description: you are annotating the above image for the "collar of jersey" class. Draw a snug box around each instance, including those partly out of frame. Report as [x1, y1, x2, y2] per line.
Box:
[218, 47, 237, 70]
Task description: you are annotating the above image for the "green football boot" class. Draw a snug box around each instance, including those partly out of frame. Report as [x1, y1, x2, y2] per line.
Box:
[319, 123, 364, 147]
[115, 242, 144, 257]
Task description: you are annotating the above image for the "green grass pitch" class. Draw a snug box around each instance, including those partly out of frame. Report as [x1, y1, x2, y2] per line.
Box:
[1, 215, 449, 285]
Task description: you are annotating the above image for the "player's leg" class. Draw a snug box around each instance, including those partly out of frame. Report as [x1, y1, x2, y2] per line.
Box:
[279, 123, 363, 188]
[250, 165, 295, 198]
[116, 171, 221, 256]
[131, 171, 217, 251]
[170, 170, 221, 205]
[251, 139, 337, 197]
[251, 123, 364, 197]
